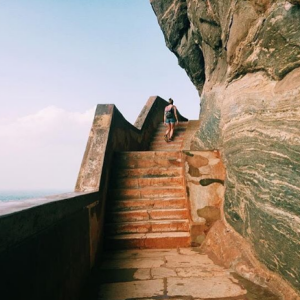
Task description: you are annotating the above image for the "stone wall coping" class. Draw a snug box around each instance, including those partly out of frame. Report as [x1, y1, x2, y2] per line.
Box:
[0, 191, 92, 217]
[0, 191, 99, 253]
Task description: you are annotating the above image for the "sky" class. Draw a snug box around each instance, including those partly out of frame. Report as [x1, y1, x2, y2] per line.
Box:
[0, 0, 200, 191]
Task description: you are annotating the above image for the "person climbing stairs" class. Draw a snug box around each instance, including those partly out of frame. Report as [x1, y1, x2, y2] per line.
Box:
[149, 122, 188, 151]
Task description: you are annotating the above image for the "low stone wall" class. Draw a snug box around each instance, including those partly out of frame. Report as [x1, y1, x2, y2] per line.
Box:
[0, 192, 100, 300]
[0, 96, 187, 300]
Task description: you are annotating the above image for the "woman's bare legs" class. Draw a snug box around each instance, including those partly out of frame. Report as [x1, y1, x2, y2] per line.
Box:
[169, 123, 175, 140]
[165, 123, 171, 139]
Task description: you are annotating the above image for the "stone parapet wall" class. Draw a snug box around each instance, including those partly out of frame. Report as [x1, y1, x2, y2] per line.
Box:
[0, 192, 100, 300]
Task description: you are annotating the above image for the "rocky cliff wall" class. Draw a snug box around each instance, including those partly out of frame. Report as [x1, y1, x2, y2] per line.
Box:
[151, 0, 300, 294]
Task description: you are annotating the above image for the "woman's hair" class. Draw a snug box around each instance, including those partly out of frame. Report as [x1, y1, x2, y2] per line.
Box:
[168, 98, 174, 104]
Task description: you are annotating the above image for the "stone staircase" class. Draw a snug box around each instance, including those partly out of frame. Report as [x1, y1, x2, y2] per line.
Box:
[104, 122, 190, 249]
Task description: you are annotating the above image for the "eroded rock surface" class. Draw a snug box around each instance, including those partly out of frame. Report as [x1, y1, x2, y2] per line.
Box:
[150, 0, 300, 295]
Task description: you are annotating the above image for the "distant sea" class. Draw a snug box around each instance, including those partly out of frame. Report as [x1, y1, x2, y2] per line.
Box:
[0, 190, 70, 202]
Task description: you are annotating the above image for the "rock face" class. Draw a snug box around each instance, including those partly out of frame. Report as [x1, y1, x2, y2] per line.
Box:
[150, 0, 300, 293]
[289, 0, 300, 5]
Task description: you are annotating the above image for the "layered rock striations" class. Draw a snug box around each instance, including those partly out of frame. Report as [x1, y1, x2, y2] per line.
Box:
[151, 0, 300, 295]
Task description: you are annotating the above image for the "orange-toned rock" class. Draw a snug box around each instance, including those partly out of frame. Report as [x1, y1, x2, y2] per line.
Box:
[201, 220, 300, 300]
[151, 0, 300, 293]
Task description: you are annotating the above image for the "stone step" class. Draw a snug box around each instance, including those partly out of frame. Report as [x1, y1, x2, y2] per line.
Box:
[152, 139, 184, 145]
[151, 135, 184, 141]
[110, 186, 186, 200]
[149, 144, 183, 151]
[153, 128, 186, 135]
[114, 151, 181, 160]
[150, 139, 184, 146]
[153, 128, 186, 137]
[150, 140, 183, 146]
[106, 219, 190, 235]
[113, 167, 183, 179]
[114, 152, 182, 169]
[154, 129, 187, 136]
[109, 198, 187, 211]
[109, 208, 189, 223]
[115, 176, 183, 188]
[115, 158, 182, 168]
[151, 139, 184, 144]
[105, 232, 191, 249]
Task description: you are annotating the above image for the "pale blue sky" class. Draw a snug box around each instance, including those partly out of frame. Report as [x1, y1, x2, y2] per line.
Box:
[0, 1, 200, 191]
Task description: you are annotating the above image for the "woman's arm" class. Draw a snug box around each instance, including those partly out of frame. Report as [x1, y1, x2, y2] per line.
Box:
[174, 106, 179, 123]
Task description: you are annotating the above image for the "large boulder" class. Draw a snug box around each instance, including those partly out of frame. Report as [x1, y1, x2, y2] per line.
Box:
[151, 0, 300, 293]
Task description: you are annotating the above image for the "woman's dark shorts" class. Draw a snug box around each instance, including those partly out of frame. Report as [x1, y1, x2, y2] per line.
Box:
[165, 118, 176, 124]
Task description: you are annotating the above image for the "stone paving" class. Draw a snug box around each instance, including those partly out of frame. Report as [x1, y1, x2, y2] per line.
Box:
[86, 248, 280, 300]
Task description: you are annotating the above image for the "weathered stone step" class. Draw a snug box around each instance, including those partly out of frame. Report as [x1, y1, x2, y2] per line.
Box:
[150, 138, 184, 145]
[109, 198, 187, 211]
[153, 128, 186, 135]
[155, 128, 187, 135]
[110, 186, 185, 200]
[151, 138, 184, 144]
[114, 152, 182, 169]
[115, 151, 181, 159]
[109, 208, 189, 223]
[150, 140, 183, 146]
[115, 158, 182, 168]
[151, 135, 184, 144]
[153, 131, 185, 137]
[105, 232, 191, 249]
[115, 176, 183, 188]
[150, 141, 182, 145]
[153, 132, 186, 139]
[149, 145, 183, 151]
[106, 219, 190, 235]
[114, 167, 183, 178]
[154, 133, 186, 140]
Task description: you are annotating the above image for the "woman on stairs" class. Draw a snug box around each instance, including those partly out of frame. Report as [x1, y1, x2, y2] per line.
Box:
[164, 98, 179, 142]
